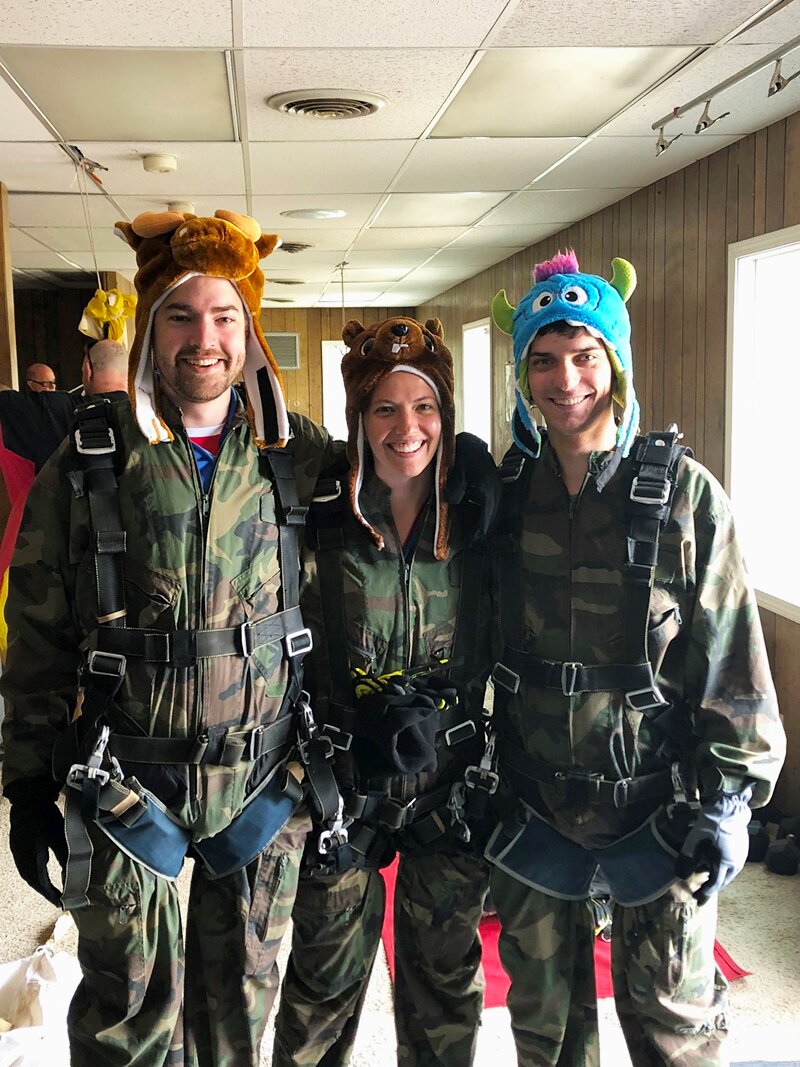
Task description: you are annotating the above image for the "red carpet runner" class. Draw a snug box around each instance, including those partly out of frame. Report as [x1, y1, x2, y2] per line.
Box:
[380, 859, 750, 1008]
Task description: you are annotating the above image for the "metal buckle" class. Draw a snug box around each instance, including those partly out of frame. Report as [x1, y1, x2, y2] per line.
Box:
[464, 764, 499, 795]
[246, 724, 265, 760]
[444, 720, 477, 747]
[491, 662, 520, 694]
[312, 479, 342, 504]
[238, 622, 253, 658]
[322, 723, 353, 752]
[612, 778, 632, 808]
[285, 628, 313, 658]
[560, 661, 582, 696]
[625, 685, 667, 711]
[381, 796, 416, 830]
[87, 649, 126, 678]
[630, 476, 670, 505]
[74, 426, 116, 456]
[67, 762, 111, 787]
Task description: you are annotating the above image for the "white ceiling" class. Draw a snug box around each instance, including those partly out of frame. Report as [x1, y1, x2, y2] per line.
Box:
[1, 0, 799, 306]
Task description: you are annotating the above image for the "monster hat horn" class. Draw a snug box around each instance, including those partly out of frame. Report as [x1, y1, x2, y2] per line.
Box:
[492, 250, 639, 458]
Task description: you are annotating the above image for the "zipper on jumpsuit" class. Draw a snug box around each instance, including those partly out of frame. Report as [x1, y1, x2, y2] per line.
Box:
[565, 471, 590, 769]
[182, 427, 223, 812]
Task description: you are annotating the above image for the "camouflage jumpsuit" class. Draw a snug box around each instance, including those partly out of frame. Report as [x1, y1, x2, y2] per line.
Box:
[0, 394, 333, 1067]
[273, 452, 493, 1067]
[489, 435, 785, 1067]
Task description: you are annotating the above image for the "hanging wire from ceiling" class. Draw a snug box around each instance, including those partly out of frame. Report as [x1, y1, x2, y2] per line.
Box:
[335, 260, 349, 332]
[70, 147, 107, 290]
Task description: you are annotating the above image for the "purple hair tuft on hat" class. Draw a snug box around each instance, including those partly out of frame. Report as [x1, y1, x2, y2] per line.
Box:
[533, 249, 580, 283]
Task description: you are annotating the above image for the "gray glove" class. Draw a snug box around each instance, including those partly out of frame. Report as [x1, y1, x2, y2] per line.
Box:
[675, 785, 753, 905]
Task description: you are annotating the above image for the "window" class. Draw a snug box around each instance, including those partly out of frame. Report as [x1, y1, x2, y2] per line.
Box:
[461, 318, 492, 447]
[321, 340, 349, 441]
[727, 224, 800, 622]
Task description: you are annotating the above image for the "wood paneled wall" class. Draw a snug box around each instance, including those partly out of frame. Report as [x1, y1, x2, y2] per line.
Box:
[259, 305, 413, 426]
[13, 287, 95, 390]
[418, 110, 800, 814]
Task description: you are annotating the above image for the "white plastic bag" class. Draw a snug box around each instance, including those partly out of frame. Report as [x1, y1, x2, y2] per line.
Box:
[0, 916, 81, 1067]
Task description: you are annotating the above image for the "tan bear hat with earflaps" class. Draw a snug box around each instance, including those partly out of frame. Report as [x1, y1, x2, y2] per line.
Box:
[115, 209, 287, 448]
[340, 316, 455, 561]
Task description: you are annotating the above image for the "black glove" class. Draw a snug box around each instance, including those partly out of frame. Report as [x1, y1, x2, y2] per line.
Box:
[353, 685, 439, 777]
[5, 777, 67, 906]
[675, 786, 753, 905]
[444, 432, 501, 542]
[408, 673, 459, 711]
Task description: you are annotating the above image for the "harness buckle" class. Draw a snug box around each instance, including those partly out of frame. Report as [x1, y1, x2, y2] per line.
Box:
[74, 426, 116, 456]
[381, 796, 417, 830]
[630, 476, 670, 505]
[464, 764, 499, 795]
[87, 649, 127, 678]
[612, 778, 632, 808]
[246, 724, 265, 761]
[238, 622, 253, 658]
[322, 723, 353, 752]
[561, 661, 582, 697]
[285, 628, 313, 658]
[625, 685, 667, 711]
[491, 662, 520, 694]
[67, 763, 111, 788]
[444, 720, 477, 747]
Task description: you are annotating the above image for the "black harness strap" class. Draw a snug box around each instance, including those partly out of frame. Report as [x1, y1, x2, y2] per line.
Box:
[493, 430, 690, 803]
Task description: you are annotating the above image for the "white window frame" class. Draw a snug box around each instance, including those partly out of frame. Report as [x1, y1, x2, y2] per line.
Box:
[726, 223, 800, 624]
[461, 317, 493, 449]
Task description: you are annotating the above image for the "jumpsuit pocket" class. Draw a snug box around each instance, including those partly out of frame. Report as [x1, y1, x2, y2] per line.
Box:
[656, 898, 693, 994]
[74, 881, 146, 1018]
[245, 849, 300, 977]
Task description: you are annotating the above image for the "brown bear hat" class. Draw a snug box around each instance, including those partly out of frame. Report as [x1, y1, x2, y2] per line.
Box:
[340, 316, 455, 561]
[115, 208, 287, 448]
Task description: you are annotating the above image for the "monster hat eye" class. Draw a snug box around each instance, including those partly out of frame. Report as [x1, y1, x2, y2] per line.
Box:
[423, 334, 435, 352]
[563, 286, 589, 305]
[532, 292, 554, 311]
[361, 338, 375, 355]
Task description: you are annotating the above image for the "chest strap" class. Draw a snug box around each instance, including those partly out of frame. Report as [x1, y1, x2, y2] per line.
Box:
[87, 604, 310, 669]
[107, 713, 296, 768]
[492, 650, 664, 711]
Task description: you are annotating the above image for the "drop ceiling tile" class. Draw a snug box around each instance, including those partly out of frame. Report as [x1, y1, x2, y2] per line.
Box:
[490, 1, 768, 46]
[63, 251, 139, 271]
[432, 47, 695, 138]
[0, 142, 77, 192]
[244, 49, 474, 141]
[9, 228, 46, 252]
[344, 249, 440, 269]
[262, 282, 324, 300]
[249, 141, 414, 194]
[381, 288, 443, 306]
[403, 265, 484, 288]
[452, 223, 562, 248]
[0, 48, 233, 141]
[270, 226, 358, 251]
[250, 193, 382, 231]
[604, 42, 797, 135]
[9, 193, 122, 228]
[0, 79, 52, 141]
[432, 246, 523, 267]
[74, 143, 246, 196]
[736, 5, 800, 45]
[13, 226, 133, 253]
[242, 0, 508, 46]
[377, 192, 508, 228]
[0, 0, 233, 47]
[394, 138, 582, 192]
[480, 188, 638, 227]
[354, 227, 467, 250]
[337, 266, 412, 283]
[264, 264, 339, 283]
[535, 133, 740, 189]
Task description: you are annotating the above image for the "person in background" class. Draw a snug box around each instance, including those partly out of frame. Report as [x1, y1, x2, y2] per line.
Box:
[81, 338, 129, 400]
[274, 315, 500, 1067]
[486, 249, 786, 1066]
[24, 363, 57, 392]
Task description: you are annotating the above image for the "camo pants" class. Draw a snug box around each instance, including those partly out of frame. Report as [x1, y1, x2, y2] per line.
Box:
[490, 868, 728, 1067]
[67, 814, 307, 1067]
[273, 849, 489, 1066]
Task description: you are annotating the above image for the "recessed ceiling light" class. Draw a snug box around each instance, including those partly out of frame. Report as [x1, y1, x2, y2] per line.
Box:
[280, 208, 347, 220]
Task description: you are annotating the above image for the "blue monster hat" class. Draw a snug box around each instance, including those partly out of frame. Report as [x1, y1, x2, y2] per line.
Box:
[492, 250, 639, 458]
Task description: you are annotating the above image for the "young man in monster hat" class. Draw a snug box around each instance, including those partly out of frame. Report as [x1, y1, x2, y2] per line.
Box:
[487, 250, 785, 1066]
[1, 209, 337, 1067]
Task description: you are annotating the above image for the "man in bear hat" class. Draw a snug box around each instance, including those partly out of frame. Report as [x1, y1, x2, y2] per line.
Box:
[486, 250, 785, 1065]
[1, 209, 337, 1066]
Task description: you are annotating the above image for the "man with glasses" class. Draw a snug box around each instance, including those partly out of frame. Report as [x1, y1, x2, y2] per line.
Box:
[24, 363, 57, 392]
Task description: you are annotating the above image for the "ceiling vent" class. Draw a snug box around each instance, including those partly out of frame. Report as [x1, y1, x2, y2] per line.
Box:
[266, 332, 301, 370]
[268, 278, 304, 285]
[262, 297, 294, 304]
[266, 89, 388, 121]
[278, 242, 312, 254]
